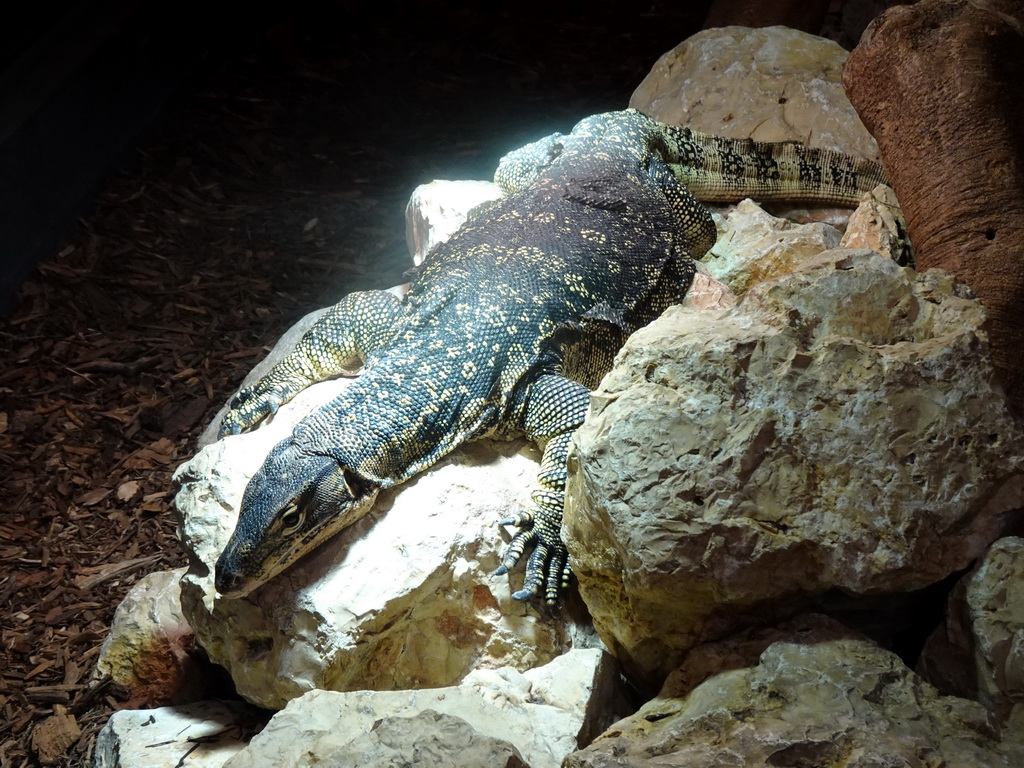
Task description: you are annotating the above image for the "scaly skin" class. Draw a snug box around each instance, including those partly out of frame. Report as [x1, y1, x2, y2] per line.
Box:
[214, 109, 886, 604]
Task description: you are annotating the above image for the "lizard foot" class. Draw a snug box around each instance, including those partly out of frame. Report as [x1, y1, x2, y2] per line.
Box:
[218, 383, 291, 438]
[495, 513, 570, 605]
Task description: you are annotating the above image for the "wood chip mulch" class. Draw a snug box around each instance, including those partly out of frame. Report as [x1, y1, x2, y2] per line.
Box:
[0, 7, 710, 766]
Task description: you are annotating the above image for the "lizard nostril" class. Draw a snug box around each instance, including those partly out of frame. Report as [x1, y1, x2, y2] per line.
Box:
[215, 567, 243, 596]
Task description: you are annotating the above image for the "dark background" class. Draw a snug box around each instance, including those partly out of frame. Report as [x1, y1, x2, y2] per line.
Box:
[0, 0, 718, 314]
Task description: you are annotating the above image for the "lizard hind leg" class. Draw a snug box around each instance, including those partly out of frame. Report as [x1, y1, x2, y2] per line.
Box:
[496, 374, 589, 604]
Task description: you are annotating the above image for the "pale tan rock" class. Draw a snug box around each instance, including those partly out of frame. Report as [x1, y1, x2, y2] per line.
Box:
[631, 26, 880, 160]
[222, 649, 623, 768]
[703, 198, 841, 294]
[318, 711, 529, 768]
[680, 268, 736, 311]
[405, 179, 503, 266]
[919, 536, 1024, 725]
[564, 615, 1024, 767]
[565, 248, 1024, 686]
[840, 183, 912, 265]
[95, 568, 201, 707]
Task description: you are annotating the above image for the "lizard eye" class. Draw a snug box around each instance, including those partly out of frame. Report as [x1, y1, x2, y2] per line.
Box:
[279, 504, 305, 534]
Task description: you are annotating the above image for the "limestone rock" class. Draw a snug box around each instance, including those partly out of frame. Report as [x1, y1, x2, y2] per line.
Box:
[95, 568, 201, 707]
[680, 268, 735, 312]
[177, 375, 578, 710]
[703, 198, 842, 294]
[223, 648, 624, 768]
[631, 26, 880, 160]
[565, 248, 1024, 686]
[919, 536, 1024, 725]
[565, 615, 1024, 767]
[317, 710, 529, 768]
[94, 699, 264, 768]
[839, 183, 912, 265]
[405, 179, 503, 266]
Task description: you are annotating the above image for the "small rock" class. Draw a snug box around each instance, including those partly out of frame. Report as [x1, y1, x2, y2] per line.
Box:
[95, 568, 202, 707]
[314, 710, 529, 768]
[405, 179, 504, 266]
[839, 183, 912, 265]
[703, 198, 842, 294]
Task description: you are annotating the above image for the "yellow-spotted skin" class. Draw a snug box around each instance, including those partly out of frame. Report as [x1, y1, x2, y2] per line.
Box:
[214, 109, 886, 605]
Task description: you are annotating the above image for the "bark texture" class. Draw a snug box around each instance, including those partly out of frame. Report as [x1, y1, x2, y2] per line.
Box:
[843, 0, 1024, 412]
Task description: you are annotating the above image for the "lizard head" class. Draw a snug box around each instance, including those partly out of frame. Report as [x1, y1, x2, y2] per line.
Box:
[214, 437, 379, 598]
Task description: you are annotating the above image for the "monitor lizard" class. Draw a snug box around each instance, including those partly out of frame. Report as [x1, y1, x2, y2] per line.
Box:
[212, 108, 887, 605]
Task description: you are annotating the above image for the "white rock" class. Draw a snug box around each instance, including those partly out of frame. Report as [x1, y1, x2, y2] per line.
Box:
[93, 700, 264, 768]
[177, 378, 580, 710]
[405, 179, 503, 266]
[565, 248, 1024, 687]
[631, 26, 880, 160]
[703, 198, 842, 294]
[94, 568, 200, 706]
[222, 648, 623, 768]
[564, 615, 1024, 767]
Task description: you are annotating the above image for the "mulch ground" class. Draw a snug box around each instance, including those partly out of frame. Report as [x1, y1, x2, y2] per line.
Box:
[0, 5, 718, 765]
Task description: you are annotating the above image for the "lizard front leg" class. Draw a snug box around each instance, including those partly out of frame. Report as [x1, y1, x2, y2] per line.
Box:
[219, 290, 402, 437]
[497, 373, 589, 604]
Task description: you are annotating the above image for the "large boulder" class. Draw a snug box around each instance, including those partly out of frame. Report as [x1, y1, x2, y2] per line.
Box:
[564, 615, 1024, 767]
[631, 25, 880, 160]
[176, 388, 582, 710]
[565, 248, 1024, 687]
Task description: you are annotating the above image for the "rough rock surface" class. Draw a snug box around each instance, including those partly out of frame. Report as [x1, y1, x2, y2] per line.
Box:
[565, 248, 1024, 686]
[177, 392, 580, 709]
[94, 568, 201, 707]
[94, 699, 265, 768]
[222, 648, 624, 768]
[314, 710, 529, 768]
[631, 26, 880, 159]
[919, 536, 1024, 726]
[844, 0, 1024, 412]
[839, 183, 911, 265]
[405, 179, 503, 266]
[564, 615, 1024, 767]
[703, 198, 842, 294]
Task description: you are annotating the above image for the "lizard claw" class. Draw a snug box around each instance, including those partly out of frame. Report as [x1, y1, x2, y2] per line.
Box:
[218, 383, 290, 438]
[496, 514, 570, 605]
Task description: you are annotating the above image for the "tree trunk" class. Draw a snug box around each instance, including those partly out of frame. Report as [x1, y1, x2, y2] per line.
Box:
[843, 0, 1024, 413]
